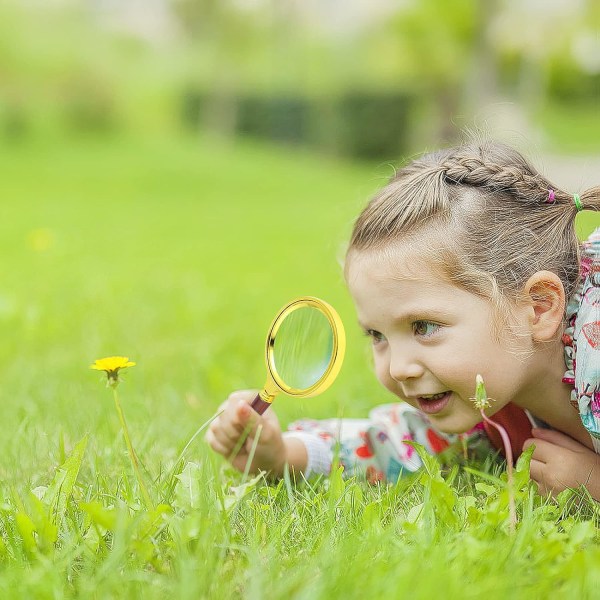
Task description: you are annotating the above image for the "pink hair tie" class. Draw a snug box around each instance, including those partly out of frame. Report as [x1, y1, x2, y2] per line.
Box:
[546, 189, 556, 203]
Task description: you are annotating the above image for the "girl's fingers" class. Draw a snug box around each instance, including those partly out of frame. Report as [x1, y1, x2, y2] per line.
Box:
[205, 430, 231, 457]
[529, 458, 557, 496]
[206, 391, 280, 471]
[215, 390, 259, 418]
[522, 438, 542, 461]
[219, 411, 252, 441]
[531, 428, 589, 453]
[207, 427, 249, 459]
[208, 400, 263, 446]
[523, 437, 557, 463]
[210, 399, 257, 433]
[228, 391, 280, 429]
[528, 458, 546, 482]
[210, 422, 241, 449]
[233, 400, 262, 435]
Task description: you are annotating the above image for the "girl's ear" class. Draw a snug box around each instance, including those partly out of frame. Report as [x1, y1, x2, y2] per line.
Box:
[523, 270, 566, 341]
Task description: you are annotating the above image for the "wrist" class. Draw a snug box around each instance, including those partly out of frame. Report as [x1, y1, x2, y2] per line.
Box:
[278, 436, 308, 478]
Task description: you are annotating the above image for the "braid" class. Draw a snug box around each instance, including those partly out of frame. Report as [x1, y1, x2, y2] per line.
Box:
[437, 144, 600, 217]
[442, 156, 547, 199]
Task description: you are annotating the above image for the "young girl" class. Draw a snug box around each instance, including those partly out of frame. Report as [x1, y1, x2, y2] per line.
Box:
[206, 141, 600, 499]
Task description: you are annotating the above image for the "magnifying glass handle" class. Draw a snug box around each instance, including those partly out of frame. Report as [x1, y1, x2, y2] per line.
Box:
[250, 393, 271, 415]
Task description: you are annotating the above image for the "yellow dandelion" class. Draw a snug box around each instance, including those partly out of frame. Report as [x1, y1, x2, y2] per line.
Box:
[90, 356, 136, 386]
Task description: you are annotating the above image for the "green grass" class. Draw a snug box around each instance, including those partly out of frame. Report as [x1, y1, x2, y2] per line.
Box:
[0, 132, 599, 598]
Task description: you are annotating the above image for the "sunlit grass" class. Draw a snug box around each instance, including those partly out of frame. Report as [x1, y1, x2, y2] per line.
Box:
[0, 133, 599, 598]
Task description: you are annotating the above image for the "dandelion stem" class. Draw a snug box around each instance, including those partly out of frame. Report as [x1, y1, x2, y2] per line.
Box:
[459, 433, 468, 461]
[112, 387, 153, 509]
[478, 408, 516, 532]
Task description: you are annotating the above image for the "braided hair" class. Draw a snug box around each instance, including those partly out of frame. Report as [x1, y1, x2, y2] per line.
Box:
[348, 141, 600, 313]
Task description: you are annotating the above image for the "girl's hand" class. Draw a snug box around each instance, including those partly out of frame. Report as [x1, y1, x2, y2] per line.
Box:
[205, 390, 293, 477]
[523, 428, 600, 500]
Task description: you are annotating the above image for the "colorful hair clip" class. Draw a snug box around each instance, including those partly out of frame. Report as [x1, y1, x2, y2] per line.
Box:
[546, 189, 556, 203]
[573, 193, 583, 212]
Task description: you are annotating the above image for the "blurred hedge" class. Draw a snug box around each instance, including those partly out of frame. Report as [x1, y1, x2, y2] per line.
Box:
[181, 89, 413, 161]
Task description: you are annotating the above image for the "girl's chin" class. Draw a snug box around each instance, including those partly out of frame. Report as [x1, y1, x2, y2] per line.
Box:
[427, 410, 482, 434]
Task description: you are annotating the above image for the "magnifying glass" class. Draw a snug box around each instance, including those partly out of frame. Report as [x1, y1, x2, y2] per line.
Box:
[250, 296, 346, 415]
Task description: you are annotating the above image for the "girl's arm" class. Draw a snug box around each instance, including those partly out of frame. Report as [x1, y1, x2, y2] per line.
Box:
[285, 403, 468, 482]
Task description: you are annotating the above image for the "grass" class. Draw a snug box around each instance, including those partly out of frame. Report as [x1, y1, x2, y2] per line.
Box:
[0, 132, 599, 598]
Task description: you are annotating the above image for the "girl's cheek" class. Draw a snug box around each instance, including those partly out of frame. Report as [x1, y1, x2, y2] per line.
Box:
[371, 356, 384, 380]
[373, 360, 395, 392]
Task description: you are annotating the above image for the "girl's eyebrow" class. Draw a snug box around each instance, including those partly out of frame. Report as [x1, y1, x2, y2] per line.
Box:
[397, 309, 453, 322]
[358, 308, 452, 331]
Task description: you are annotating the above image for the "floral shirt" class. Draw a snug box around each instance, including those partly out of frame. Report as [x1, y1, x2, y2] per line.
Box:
[284, 403, 495, 483]
[563, 227, 600, 451]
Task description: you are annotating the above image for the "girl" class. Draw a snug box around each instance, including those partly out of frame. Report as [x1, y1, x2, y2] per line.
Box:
[206, 141, 600, 498]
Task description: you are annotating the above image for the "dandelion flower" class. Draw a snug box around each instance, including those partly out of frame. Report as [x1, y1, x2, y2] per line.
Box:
[90, 356, 136, 387]
[471, 373, 492, 410]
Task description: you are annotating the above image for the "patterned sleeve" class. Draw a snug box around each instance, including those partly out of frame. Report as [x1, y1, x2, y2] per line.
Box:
[284, 403, 490, 483]
[564, 228, 600, 452]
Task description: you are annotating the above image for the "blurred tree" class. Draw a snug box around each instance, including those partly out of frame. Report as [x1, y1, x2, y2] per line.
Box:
[381, 0, 498, 141]
[360, 0, 597, 143]
[172, 0, 272, 137]
[0, 1, 160, 137]
[501, 0, 598, 109]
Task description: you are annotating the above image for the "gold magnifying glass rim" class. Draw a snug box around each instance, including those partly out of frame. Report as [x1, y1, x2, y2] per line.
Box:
[263, 296, 345, 400]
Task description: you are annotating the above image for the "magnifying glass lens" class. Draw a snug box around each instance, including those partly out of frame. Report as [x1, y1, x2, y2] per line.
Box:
[272, 306, 333, 390]
[251, 296, 345, 415]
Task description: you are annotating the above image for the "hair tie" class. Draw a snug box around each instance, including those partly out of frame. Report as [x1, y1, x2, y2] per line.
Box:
[546, 189, 556, 203]
[573, 193, 583, 212]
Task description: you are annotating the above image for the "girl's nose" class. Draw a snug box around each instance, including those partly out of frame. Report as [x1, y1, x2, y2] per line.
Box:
[388, 347, 424, 382]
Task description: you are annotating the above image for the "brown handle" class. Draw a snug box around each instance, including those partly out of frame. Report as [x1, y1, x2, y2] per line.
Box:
[250, 393, 271, 415]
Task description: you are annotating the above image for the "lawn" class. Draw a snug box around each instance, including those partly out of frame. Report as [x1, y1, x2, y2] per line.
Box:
[0, 132, 599, 598]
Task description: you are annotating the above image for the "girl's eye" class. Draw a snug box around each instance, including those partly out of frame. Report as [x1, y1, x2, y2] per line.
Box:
[412, 321, 440, 337]
[365, 329, 386, 345]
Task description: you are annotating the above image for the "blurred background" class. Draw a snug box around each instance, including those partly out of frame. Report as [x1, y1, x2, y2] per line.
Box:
[1, 0, 599, 155]
[0, 0, 598, 480]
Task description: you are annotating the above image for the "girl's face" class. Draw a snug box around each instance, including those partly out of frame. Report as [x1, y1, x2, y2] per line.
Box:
[346, 245, 536, 434]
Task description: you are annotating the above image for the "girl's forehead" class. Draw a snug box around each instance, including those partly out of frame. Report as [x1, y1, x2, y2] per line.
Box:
[346, 245, 496, 324]
[346, 243, 444, 283]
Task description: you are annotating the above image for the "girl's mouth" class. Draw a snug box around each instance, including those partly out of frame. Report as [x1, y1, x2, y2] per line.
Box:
[417, 392, 452, 414]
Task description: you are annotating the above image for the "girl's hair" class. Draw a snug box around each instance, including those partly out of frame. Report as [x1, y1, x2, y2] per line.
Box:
[348, 140, 600, 321]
